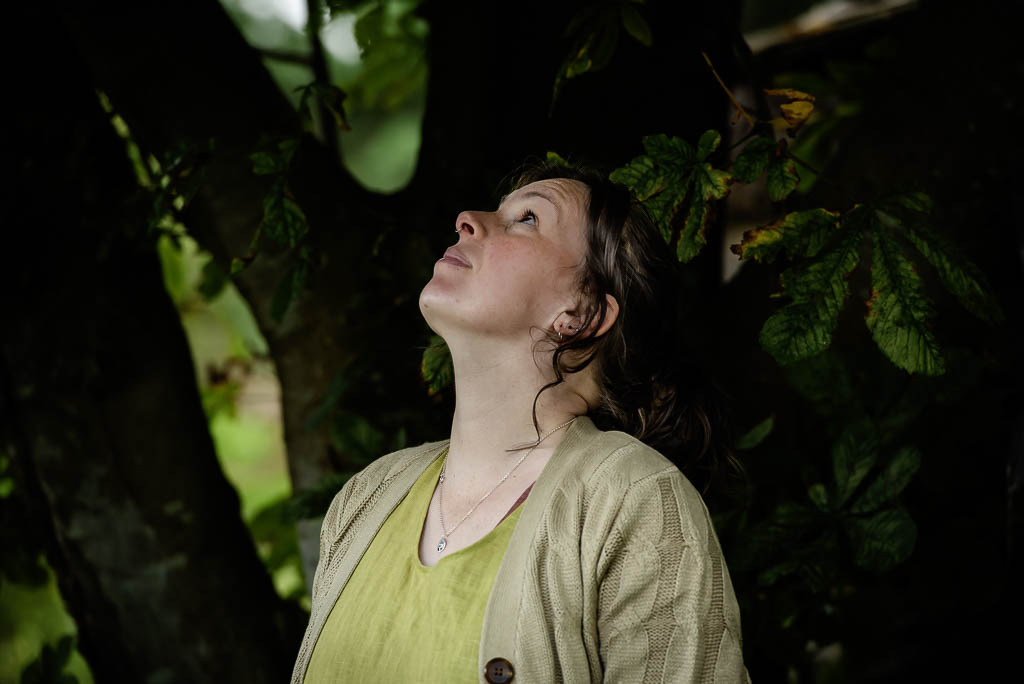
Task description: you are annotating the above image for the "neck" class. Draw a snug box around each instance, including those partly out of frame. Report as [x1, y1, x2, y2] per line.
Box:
[444, 336, 590, 483]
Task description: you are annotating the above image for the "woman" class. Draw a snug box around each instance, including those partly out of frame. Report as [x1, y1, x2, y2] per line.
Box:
[292, 159, 751, 683]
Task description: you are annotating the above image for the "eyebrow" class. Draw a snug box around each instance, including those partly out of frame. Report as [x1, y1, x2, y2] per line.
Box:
[499, 188, 563, 224]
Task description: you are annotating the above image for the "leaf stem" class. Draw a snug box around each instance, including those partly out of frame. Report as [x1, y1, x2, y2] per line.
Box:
[729, 128, 761, 151]
[702, 50, 757, 128]
[787, 150, 856, 204]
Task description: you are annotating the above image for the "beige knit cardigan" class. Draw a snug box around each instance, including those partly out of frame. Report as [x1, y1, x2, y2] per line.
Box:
[291, 415, 752, 683]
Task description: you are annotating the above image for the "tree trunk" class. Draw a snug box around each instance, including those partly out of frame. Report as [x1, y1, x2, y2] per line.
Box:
[2, 5, 303, 681]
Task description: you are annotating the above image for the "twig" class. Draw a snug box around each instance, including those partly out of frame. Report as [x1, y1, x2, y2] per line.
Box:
[258, 48, 312, 65]
[787, 150, 855, 204]
[702, 50, 756, 128]
[306, 0, 340, 154]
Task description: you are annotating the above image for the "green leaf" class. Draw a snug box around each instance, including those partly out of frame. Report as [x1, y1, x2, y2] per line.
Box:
[844, 507, 917, 571]
[230, 257, 247, 276]
[795, 530, 840, 594]
[250, 151, 280, 176]
[740, 500, 817, 564]
[831, 420, 879, 507]
[783, 350, 856, 418]
[808, 482, 830, 512]
[620, 4, 652, 46]
[198, 259, 228, 301]
[353, 4, 383, 54]
[642, 133, 695, 168]
[850, 446, 921, 514]
[608, 155, 663, 202]
[20, 635, 77, 684]
[302, 82, 351, 132]
[262, 190, 309, 248]
[766, 154, 799, 201]
[610, 134, 694, 242]
[865, 223, 946, 375]
[731, 208, 839, 263]
[884, 204, 1005, 325]
[611, 133, 730, 261]
[696, 129, 722, 161]
[421, 334, 454, 394]
[587, 23, 620, 72]
[677, 189, 707, 262]
[770, 500, 819, 528]
[758, 213, 864, 365]
[676, 163, 731, 262]
[731, 136, 775, 183]
[551, 4, 622, 111]
[757, 558, 799, 587]
[545, 150, 571, 167]
[329, 412, 385, 462]
[891, 190, 932, 213]
[735, 415, 774, 450]
[270, 259, 311, 325]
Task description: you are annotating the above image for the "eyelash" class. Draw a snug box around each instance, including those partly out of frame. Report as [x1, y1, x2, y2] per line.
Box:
[516, 209, 538, 225]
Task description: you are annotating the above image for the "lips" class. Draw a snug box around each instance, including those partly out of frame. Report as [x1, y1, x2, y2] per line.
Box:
[442, 247, 471, 267]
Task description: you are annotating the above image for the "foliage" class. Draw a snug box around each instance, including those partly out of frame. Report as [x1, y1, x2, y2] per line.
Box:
[326, 0, 429, 111]
[551, 0, 653, 114]
[236, 136, 315, 325]
[609, 130, 733, 261]
[20, 635, 78, 684]
[420, 335, 454, 396]
[0, 454, 49, 589]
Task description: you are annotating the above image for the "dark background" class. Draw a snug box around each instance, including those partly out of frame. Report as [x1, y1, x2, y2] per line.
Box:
[3, 0, 1021, 681]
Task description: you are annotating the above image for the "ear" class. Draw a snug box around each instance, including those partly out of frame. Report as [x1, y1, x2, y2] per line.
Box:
[593, 293, 619, 337]
[566, 293, 618, 338]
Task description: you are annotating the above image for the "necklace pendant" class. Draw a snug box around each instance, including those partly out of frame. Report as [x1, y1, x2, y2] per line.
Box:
[437, 536, 447, 552]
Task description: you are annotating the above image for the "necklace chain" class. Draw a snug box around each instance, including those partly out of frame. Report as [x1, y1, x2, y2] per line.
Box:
[436, 417, 577, 553]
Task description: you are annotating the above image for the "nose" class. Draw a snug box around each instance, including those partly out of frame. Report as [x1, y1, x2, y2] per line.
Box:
[455, 210, 481, 236]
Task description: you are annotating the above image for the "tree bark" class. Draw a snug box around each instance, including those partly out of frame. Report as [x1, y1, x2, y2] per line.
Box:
[3, 5, 303, 681]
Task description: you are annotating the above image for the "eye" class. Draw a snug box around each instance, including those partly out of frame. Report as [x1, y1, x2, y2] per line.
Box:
[517, 209, 538, 225]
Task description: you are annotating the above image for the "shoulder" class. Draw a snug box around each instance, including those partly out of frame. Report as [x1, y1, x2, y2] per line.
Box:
[571, 426, 717, 553]
[356, 438, 447, 486]
[320, 439, 447, 536]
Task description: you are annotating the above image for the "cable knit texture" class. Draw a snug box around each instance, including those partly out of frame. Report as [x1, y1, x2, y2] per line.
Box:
[292, 415, 751, 683]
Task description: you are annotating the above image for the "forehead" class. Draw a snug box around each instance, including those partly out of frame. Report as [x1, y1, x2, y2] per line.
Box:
[502, 178, 589, 218]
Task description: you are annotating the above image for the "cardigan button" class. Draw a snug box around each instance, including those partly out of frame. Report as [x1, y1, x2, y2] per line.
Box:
[483, 656, 515, 683]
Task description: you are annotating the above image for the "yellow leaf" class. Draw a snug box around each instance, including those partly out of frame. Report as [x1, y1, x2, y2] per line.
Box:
[780, 100, 815, 129]
[763, 88, 816, 102]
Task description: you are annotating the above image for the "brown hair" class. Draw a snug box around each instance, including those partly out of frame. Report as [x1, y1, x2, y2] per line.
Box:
[500, 156, 745, 499]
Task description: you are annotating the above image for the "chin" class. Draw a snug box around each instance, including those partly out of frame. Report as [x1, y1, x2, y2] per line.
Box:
[418, 285, 446, 335]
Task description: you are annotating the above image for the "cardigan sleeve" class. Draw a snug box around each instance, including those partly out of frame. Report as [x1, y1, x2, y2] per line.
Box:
[309, 473, 359, 606]
[595, 468, 751, 684]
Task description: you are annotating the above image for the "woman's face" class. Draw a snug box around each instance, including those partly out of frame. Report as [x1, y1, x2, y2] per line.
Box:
[419, 178, 591, 342]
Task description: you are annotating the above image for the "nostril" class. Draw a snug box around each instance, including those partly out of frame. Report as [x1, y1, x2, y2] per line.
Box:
[455, 211, 476, 236]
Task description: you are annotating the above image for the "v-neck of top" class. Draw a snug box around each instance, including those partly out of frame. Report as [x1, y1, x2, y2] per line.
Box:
[303, 448, 527, 683]
[416, 446, 530, 569]
[419, 446, 536, 569]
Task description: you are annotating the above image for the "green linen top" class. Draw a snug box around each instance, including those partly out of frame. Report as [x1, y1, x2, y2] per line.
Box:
[304, 447, 525, 683]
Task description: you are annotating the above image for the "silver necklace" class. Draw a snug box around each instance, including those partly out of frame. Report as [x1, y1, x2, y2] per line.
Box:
[436, 417, 577, 553]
